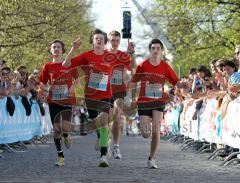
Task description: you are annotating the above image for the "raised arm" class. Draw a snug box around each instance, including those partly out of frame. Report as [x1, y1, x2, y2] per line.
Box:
[62, 37, 81, 67]
[127, 40, 137, 69]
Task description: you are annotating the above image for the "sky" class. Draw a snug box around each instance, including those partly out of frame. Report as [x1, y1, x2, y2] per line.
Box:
[90, 0, 152, 60]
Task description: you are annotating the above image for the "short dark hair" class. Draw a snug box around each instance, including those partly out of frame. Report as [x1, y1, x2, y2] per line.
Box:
[222, 60, 238, 72]
[90, 28, 107, 45]
[189, 68, 197, 74]
[1, 66, 11, 73]
[229, 57, 239, 68]
[149, 39, 164, 51]
[16, 65, 27, 72]
[49, 39, 65, 54]
[197, 65, 212, 77]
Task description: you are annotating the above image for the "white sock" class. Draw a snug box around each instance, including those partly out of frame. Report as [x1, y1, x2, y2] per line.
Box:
[114, 144, 119, 148]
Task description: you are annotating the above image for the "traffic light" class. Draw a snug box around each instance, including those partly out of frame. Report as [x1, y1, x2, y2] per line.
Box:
[122, 11, 132, 39]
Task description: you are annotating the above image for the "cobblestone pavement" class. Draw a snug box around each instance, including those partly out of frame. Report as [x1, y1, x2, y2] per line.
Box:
[1, 134, 240, 183]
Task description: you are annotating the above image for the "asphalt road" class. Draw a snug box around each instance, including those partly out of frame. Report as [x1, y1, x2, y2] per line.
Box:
[1, 133, 240, 183]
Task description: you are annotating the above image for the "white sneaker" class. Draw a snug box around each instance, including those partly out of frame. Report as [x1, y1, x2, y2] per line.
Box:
[98, 155, 109, 167]
[147, 159, 158, 169]
[112, 146, 122, 159]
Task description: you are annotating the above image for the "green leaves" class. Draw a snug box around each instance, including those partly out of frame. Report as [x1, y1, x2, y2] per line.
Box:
[0, 0, 93, 70]
[149, 0, 240, 76]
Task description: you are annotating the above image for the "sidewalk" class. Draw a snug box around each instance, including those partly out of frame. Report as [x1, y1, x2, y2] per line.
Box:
[0, 134, 240, 183]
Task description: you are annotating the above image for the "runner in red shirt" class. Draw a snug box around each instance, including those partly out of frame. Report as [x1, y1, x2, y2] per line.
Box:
[63, 29, 114, 167]
[39, 39, 77, 167]
[107, 30, 136, 159]
[132, 39, 179, 169]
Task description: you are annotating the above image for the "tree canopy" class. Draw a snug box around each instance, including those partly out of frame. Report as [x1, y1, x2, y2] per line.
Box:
[148, 0, 240, 76]
[0, 0, 94, 70]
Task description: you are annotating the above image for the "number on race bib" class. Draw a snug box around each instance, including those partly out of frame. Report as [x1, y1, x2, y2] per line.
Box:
[111, 69, 123, 85]
[145, 83, 162, 98]
[88, 72, 108, 91]
[52, 84, 69, 100]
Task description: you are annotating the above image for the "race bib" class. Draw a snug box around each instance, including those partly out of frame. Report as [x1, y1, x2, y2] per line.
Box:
[145, 83, 162, 98]
[88, 72, 108, 91]
[111, 69, 123, 85]
[52, 84, 69, 100]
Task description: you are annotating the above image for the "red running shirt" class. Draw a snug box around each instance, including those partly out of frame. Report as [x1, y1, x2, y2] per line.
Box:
[39, 61, 78, 105]
[133, 60, 179, 104]
[110, 50, 131, 94]
[70, 50, 114, 100]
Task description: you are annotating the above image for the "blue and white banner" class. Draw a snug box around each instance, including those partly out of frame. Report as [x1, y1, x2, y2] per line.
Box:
[0, 97, 52, 144]
[169, 97, 240, 148]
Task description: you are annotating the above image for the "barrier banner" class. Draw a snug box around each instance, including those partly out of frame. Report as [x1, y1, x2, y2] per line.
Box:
[221, 97, 240, 148]
[180, 100, 193, 137]
[199, 99, 218, 143]
[179, 99, 222, 143]
[170, 97, 240, 148]
[164, 106, 180, 135]
[40, 103, 53, 135]
[0, 97, 49, 144]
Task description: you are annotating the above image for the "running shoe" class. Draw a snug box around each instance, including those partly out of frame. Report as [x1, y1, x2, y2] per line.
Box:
[112, 146, 121, 159]
[98, 155, 109, 168]
[147, 159, 158, 169]
[55, 156, 64, 166]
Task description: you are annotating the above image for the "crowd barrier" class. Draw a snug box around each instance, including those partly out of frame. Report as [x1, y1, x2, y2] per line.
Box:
[165, 96, 240, 149]
[162, 106, 180, 136]
[2, 93, 239, 148]
[0, 96, 52, 144]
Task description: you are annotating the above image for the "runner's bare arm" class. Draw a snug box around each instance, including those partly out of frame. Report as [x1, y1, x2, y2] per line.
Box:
[127, 40, 137, 69]
[123, 68, 132, 84]
[62, 37, 81, 67]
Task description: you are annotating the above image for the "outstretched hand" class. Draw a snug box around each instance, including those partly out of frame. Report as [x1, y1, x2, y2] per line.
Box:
[128, 39, 135, 54]
[71, 36, 81, 51]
